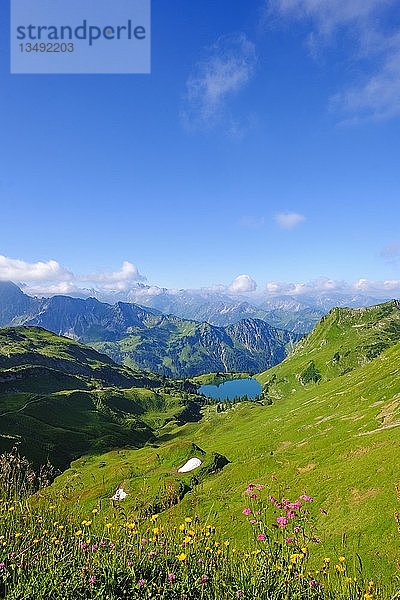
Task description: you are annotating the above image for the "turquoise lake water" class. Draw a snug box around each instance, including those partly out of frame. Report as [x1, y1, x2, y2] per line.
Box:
[198, 378, 262, 401]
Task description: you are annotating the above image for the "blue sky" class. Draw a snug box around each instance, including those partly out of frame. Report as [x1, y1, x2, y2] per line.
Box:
[0, 0, 399, 297]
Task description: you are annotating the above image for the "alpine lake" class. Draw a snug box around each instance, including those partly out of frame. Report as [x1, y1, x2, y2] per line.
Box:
[198, 377, 262, 401]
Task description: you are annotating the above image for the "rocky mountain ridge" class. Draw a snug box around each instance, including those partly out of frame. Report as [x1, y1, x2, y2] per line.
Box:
[0, 282, 299, 377]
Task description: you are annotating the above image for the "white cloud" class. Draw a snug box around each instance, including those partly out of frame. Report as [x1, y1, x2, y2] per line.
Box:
[0, 256, 145, 296]
[266, 277, 342, 296]
[274, 212, 306, 229]
[353, 278, 400, 293]
[2, 254, 399, 303]
[81, 261, 146, 291]
[264, 276, 400, 297]
[25, 282, 80, 297]
[268, 0, 400, 122]
[0, 255, 73, 282]
[268, 0, 390, 36]
[229, 274, 257, 293]
[182, 33, 256, 131]
[332, 44, 400, 122]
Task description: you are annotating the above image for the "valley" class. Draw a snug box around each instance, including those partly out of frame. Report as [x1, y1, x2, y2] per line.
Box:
[0, 296, 399, 596]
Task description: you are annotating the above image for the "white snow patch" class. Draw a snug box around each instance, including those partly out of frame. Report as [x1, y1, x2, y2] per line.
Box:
[111, 487, 127, 501]
[178, 457, 202, 473]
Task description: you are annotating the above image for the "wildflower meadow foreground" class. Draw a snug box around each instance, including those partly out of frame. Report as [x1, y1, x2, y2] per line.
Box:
[0, 456, 398, 599]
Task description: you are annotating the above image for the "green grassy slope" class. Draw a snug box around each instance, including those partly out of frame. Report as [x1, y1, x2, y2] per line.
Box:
[0, 327, 202, 469]
[0, 326, 161, 389]
[257, 300, 400, 399]
[48, 303, 400, 581]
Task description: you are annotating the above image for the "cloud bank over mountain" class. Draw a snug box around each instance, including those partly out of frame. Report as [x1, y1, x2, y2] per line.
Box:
[0, 254, 398, 301]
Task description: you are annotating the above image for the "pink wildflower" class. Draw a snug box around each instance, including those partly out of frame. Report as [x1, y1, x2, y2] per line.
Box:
[300, 494, 313, 503]
[269, 496, 282, 509]
[242, 508, 251, 515]
[276, 516, 288, 528]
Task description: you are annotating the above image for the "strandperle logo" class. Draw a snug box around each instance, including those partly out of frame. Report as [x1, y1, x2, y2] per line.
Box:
[16, 20, 147, 47]
[11, 0, 151, 74]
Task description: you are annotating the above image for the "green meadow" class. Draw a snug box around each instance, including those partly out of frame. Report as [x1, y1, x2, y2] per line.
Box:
[1, 302, 400, 597]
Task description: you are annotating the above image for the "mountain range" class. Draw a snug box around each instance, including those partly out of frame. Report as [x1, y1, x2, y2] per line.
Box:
[61, 282, 387, 333]
[0, 281, 299, 377]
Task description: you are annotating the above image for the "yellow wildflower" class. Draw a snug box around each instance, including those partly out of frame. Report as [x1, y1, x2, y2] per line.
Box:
[177, 553, 186, 561]
[335, 565, 346, 573]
